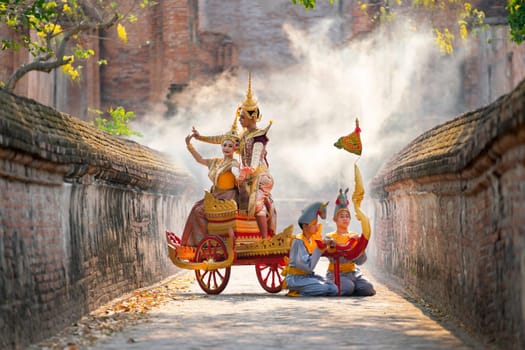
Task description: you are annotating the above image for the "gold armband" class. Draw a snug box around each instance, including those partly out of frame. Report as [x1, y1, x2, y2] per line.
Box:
[196, 134, 223, 144]
[187, 143, 195, 152]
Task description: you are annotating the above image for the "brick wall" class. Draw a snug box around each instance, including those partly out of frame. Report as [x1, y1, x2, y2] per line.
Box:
[370, 78, 525, 349]
[0, 1, 237, 119]
[0, 88, 197, 349]
[99, 0, 238, 116]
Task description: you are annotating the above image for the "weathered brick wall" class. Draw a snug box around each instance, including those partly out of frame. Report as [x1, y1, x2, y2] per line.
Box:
[198, 0, 356, 70]
[99, 0, 238, 116]
[370, 78, 525, 349]
[0, 88, 196, 349]
[0, 1, 237, 119]
[2, 1, 522, 121]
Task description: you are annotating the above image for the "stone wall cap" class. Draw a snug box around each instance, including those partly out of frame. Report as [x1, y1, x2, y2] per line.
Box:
[370, 77, 525, 196]
[0, 88, 192, 192]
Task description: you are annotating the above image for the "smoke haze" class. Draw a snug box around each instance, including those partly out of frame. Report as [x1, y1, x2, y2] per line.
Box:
[137, 18, 466, 230]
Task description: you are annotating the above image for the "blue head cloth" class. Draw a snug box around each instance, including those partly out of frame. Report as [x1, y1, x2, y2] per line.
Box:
[298, 201, 328, 229]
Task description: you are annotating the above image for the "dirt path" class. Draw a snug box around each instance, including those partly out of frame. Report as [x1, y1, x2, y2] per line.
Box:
[81, 261, 485, 350]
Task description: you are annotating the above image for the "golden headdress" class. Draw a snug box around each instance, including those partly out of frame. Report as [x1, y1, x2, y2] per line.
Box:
[240, 72, 261, 122]
[222, 114, 240, 143]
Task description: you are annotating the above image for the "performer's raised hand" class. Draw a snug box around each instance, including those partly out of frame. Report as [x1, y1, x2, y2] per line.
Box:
[191, 126, 200, 138]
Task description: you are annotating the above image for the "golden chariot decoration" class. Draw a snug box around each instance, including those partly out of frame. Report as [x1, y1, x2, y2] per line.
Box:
[203, 190, 293, 256]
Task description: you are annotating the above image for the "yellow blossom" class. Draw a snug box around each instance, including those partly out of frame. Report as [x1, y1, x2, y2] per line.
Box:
[459, 23, 468, 40]
[62, 63, 80, 81]
[37, 23, 62, 37]
[434, 28, 454, 55]
[63, 55, 74, 64]
[61, 55, 80, 81]
[6, 16, 18, 27]
[117, 23, 128, 43]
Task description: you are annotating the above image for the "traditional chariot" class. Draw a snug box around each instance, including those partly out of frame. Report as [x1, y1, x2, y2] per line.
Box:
[165, 185, 369, 295]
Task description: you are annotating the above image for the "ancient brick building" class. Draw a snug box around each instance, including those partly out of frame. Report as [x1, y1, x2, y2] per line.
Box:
[0, 0, 238, 119]
[2, 0, 522, 123]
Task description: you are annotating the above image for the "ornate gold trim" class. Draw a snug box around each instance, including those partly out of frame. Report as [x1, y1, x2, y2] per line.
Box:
[167, 229, 235, 271]
[236, 224, 294, 256]
[204, 190, 237, 220]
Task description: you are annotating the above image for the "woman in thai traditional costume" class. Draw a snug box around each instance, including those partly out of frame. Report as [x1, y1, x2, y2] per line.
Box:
[191, 73, 275, 239]
[181, 125, 240, 247]
[325, 189, 375, 296]
[283, 202, 338, 297]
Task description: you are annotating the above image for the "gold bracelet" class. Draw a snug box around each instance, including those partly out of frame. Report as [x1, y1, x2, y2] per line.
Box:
[187, 143, 195, 152]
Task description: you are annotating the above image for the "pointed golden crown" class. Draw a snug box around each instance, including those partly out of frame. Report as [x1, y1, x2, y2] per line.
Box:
[222, 113, 240, 143]
[240, 72, 261, 121]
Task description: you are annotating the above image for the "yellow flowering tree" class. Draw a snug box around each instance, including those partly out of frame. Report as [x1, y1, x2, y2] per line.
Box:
[389, 0, 486, 54]
[507, 0, 525, 44]
[293, 1, 507, 54]
[0, 0, 151, 91]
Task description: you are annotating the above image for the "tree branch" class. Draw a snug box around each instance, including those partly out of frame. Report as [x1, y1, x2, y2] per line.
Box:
[5, 14, 120, 92]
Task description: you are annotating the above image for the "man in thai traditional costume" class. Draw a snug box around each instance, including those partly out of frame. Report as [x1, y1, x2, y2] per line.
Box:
[181, 123, 240, 246]
[283, 202, 338, 297]
[325, 189, 376, 296]
[191, 74, 275, 239]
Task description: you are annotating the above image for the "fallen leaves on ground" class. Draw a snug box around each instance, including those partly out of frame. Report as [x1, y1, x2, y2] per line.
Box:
[28, 273, 194, 350]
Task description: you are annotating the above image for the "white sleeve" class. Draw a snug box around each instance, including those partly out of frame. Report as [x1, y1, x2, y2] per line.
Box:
[250, 142, 264, 169]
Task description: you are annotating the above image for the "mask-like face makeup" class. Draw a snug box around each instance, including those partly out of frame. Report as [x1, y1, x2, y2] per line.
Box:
[222, 139, 236, 156]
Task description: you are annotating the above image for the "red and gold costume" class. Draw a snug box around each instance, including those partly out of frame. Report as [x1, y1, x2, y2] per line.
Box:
[195, 74, 276, 234]
[181, 127, 240, 247]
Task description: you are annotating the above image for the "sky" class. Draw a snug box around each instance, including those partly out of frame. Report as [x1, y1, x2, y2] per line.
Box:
[136, 17, 467, 232]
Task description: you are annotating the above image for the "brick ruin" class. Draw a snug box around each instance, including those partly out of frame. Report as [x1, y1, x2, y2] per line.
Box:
[1, 1, 524, 121]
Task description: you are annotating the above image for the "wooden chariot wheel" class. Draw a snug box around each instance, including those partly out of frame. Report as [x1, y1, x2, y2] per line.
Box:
[194, 235, 231, 295]
[255, 261, 285, 293]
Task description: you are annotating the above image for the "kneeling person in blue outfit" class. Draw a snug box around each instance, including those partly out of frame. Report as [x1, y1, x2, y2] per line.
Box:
[283, 202, 338, 297]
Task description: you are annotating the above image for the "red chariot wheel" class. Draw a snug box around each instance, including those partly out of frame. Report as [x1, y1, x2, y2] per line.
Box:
[255, 262, 284, 293]
[194, 236, 231, 295]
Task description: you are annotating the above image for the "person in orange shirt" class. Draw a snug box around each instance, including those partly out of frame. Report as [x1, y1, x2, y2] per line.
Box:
[325, 189, 376, 296]
[181, 126, 240, 247]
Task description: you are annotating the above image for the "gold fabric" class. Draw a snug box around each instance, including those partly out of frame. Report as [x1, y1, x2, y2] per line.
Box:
[286, 266, 310, 275]
[327, 261, 356, 273]
[181, 157, 239, 247]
